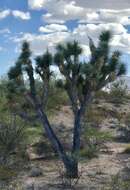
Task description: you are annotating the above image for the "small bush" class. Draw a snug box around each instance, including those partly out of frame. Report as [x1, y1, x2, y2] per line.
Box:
[80, 126, 112, 159]
[0, 166, 17, 181]
[85, 105, 106, 127]
[107, 174, 130, 190]
[0, 116, 26, 165]
[47, 86, 68, 114]
[109, 79, 128, 104]
[95, 90, 110, 100]
[80, 144, 98, 159]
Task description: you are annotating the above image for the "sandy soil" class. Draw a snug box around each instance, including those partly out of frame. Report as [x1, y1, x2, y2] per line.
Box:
[3, 103, 130, 189]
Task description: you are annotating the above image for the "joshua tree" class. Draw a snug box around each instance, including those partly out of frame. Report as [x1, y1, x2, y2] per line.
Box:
[8, 31, 126, 178]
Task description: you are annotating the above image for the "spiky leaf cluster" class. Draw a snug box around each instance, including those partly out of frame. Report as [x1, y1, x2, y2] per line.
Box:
[54, 31, 126, 111]
[35, 50, 53, 81]
[85, 31, 126, 90]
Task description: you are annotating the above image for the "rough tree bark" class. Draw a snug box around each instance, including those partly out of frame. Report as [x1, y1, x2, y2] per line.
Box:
[33, 99, 77, 177]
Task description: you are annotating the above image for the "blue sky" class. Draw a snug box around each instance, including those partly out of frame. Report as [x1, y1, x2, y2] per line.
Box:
[1, 0, 130, 76]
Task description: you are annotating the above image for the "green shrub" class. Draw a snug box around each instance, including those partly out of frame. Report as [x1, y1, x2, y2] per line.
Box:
[0, 117, 26, 165]
[107, 174, 130, 190]
[47, 87, 68, 114]
[95, 90, 110, 100]
[85, 105, 106, 127]
[25, 126, 43, 144]
[80, 126, 112, 159]
[0, 166, 17, 181]
[80, 144, 98, 159]
[109, 79, 128, 104]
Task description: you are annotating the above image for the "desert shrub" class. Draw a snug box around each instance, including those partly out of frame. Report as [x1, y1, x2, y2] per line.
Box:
[95, 90, 110, 101]
[85, 105, 106, 127]
[34, 79, 68, 113]
[80, 126, 112, 159]
[107, 174, 130, 190]
[47, 85, 68, 114]
[34, 140, 54, 157]
[55, 79, 65, 89]
[0, 116, 26, 165]
[109, 79, 128, 104]
[80, 143, 98, 159]
[0, 166, 17, 181]
[25, 126, 43, 144]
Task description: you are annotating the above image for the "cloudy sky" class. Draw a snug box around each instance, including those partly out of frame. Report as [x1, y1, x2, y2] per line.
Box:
[1, 0, 130, 76]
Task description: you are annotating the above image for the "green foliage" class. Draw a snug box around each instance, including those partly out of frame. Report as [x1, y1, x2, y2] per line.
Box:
[8, 61, 22, 80]
[95, 90, 110, 100]
[109, 79, 128, 104]
[6, 31, 127, 178]
[80, 126, 112, 159]
[35, 50, 53, 79]
[85, 104, 106, 127]
[80, 143, 98, 159]
[0, 166, 17, 181]
[107, 174, 130, 190]
[54, 31, 126, 114]
[0, 117, 26, 164]
[55, 79, 65, 89]
[0, 80, 9, 116]
[84, 127, 112, 141]
[25, 126, 43, 144]
[47, 85, 68, 113]
[7, 32, 126, 115]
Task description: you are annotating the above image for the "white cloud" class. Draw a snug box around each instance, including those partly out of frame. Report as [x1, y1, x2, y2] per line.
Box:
[12, 10, 31, 20]
[71, 0, 130, 10]
[73, 23, 127, 39]
[42, 7, 130, 25]
[12, 21, 130, 57]
[28, 0, 47, 9]
[43, 13, 65, 24]
[111, 33, 130, 54]
[28, 0, 130, 10]
[0, 28, 10, 34]
[12, 30, 91, 57]
[13, 31, 70, 55]
[79, 9, 130, 25]
[9, 1, 130, 57]
[42, 1, 86, 23]
[0, 10, 10, 20]
[72, 23, 130, 53]
[39, 24, 68, 33]
[0, 9, 31, 21]
[28, 0, 130, 25]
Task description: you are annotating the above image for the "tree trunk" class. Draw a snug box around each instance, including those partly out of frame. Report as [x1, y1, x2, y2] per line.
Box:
[36, 107, 79, 178]
[72, 92, 93, 154]
[65, 159, 78, 178]
[72, 110, 82, 154]
[37, 108, 67, 158]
